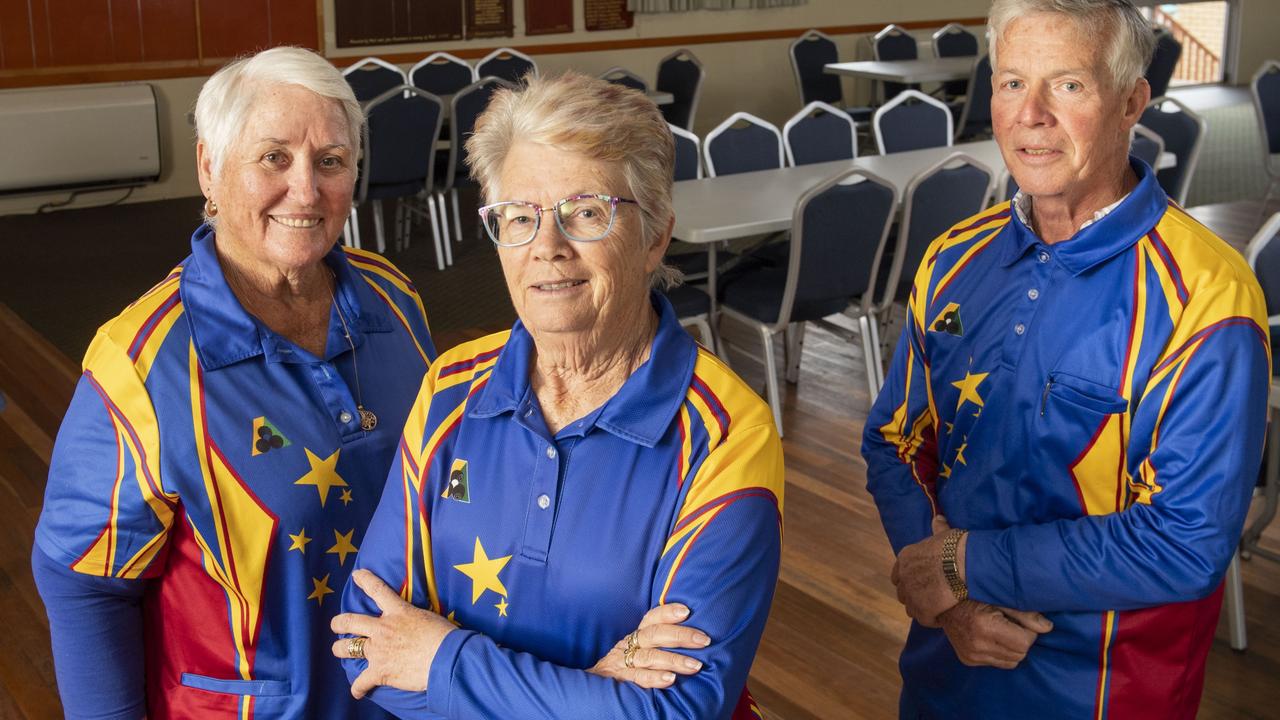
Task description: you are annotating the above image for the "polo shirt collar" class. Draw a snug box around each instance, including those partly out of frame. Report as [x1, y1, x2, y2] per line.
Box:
[468, 291, 698, 448]
[180, 224, 392, 370]
[998, 157, 1168, 274]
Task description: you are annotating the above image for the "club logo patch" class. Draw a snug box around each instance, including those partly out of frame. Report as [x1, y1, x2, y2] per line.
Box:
[252, 417, 291, 456]
[442, 458, 470, 503]
[931, 302, 964, 337]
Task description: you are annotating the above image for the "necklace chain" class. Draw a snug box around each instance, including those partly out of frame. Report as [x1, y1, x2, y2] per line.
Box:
[330, 272, 378, 431]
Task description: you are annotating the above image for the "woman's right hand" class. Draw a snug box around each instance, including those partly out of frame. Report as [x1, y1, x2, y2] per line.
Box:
[588, 603, 711, 689]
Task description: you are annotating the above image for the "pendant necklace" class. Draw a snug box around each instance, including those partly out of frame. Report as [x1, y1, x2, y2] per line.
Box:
[330, 277, 378, 431]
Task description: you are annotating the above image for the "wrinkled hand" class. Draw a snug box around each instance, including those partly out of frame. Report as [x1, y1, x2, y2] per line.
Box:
[938, 600, 1053, 669]
[588, 603, 711, 689]
[331, 569, 456, 699]
[891, 515, 964, 628]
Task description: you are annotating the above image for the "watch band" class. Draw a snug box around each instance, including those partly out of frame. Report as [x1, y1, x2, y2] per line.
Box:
[941, 529, 968, 602]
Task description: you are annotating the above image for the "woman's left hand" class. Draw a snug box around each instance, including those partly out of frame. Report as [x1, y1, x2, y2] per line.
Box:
[331, 569, 456, 699]
[588, 603, 711, 689]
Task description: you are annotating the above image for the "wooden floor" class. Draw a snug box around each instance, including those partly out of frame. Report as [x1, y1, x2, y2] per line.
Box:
[4, 199, 1280, 718]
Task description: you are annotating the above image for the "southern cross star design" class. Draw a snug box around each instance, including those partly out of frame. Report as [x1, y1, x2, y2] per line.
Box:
[951, 371, 989, 412]
[327, 529, 359, 566]
[294, 448, 349, 507]
[288, 529, 311, 553]
[453, 537, 512, 605]
[309, 574, 334, 606]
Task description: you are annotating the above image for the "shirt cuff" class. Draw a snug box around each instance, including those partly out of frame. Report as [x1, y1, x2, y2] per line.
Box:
[963, 528, 1021, 608]
[425, 627, 475, 716]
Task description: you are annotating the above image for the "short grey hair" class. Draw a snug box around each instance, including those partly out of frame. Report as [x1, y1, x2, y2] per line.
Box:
[195, 46, 363, 183]
[465, 71, 681, 289]
[987, 0, 1156, 90]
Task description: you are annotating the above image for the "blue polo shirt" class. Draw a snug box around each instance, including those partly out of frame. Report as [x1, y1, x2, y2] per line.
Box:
[863, 161, 1270, 719]
[342, 292, 785, 720]
[35, 224, 434, 719]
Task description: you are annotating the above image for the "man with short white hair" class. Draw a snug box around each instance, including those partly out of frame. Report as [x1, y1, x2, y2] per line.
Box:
[862, 1, 1270, 717]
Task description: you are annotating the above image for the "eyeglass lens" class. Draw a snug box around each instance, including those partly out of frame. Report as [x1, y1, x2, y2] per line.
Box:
[482, 195, 616, 246]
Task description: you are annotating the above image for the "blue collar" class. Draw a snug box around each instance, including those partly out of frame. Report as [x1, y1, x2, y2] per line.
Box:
[998, 157, 1169, 274]
[467, 291, 698, 448]
[180, 224, 393, 370]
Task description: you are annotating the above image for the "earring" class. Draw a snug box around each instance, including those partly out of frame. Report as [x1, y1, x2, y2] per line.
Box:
[205, 198, 218, 217]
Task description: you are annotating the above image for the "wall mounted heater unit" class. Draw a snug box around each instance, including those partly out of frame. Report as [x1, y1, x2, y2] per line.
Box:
[0, 83, 161, 195]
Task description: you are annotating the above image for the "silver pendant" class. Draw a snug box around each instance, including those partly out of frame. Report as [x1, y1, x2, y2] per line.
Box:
[358, 406, 378, 431]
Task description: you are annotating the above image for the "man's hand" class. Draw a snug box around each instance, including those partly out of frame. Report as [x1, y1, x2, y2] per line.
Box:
[891, 526, 963, 627]
[937, 601, 1053, 669]
[589, 603, 711, 689]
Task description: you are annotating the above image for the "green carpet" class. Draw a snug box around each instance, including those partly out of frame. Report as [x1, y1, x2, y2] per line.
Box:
[1185, 102, 1271, 207]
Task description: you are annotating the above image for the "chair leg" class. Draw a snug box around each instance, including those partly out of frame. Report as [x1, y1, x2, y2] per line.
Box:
[758, 325, 784, 437]
[869, 314, 886, 392]
[394, 200, 405, 253]
[372, 199, 387, 254]
[342, 212, 353, 247]
[1225, 549, 1247, 652]
[451, 189, 465, 244]
[784, 322, 805, 384]
[348, 206, 363, 250]
[434, 192, 453, 266]
[858, 315, 880, 404]
[427, 197, 445, 271]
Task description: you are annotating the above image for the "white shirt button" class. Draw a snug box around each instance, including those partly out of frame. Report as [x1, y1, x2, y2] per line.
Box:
[1038, 250, 1050, 263]
[537, 494, 551, 510]
[1027, 288, 1039, 300]
[546, 446, 556, 459]
[339, 411, 354, 423]
[1014, 323, 1026, 335]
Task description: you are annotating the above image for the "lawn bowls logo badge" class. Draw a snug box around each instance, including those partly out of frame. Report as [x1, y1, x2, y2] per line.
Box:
[931, 302, 964, 337]
[252, 417, 291, 456]
[442, 459, 470, 503]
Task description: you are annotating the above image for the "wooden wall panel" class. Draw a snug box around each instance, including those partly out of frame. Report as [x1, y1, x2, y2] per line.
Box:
[199, 0, 272, 59]
[267, 0, 321, 51]
[0, 3, 37, 70]
[137, 0, 198, 61]
[105, 0, 143, 64]
[46, 0, 117, 66]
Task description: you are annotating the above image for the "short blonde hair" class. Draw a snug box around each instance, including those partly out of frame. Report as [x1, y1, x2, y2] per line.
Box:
[195, 46, 363, 181]
[988, 0, 1156, 91]
[466, 71, 680, 288]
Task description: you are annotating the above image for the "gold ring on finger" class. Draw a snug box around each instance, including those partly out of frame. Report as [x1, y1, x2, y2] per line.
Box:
[622, 630, 640, 669]
[348, 636, 367, 660]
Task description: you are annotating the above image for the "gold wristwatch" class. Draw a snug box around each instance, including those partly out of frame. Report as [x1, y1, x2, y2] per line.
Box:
[941, 529, 968, 602]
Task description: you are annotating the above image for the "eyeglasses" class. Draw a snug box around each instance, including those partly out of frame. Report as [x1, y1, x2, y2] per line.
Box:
[477, 194, 639, 247]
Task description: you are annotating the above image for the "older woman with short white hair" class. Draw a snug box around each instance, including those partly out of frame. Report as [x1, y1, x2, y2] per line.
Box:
[333, 72, 784, 719]
[34, 46, 433, 718]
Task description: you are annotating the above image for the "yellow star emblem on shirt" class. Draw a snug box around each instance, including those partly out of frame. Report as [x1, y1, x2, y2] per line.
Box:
[295, 448, 348, 507]
[955, 442, 969, 466]
[453, 537, 511, 604]
[288, 529, 311, 553]
[308, 574, 334, 606]
[340, 489, 354, 505]
[327, 528, 359, 566]
[939, 463, 952, 479]
[952, 371, 989, 412]
[495, 598, 509, 617]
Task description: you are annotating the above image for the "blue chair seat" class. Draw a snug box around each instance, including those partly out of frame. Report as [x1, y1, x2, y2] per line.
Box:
[663, 284, 711, 318]
[721, 267, 848, 324]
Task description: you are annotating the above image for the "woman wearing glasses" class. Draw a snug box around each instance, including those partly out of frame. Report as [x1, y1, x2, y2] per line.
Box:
[332, 72, 784, 719]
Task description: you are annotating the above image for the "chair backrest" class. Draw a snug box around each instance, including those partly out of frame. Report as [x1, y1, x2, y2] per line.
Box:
[599, 66, 648, 92]
[657, 49, 706, 131]
[783, 101, 857, 166]
[1145, 29, 1183, 100]
[703, 112, 784, 177]
[343, 57, 408, 103]
[874, 24, 919, 101]
[954, 54, 993, 139]
[1130, 123, 1165, 171]
[409, 52, 475, 97]
[1139, 96, 1205, 205]
[670, 124, 702, 181]
[932, 23, 978, 98]
[445, 77, 510, 190]
[476, 48, 537, 84]
[1252, 60, 1280, 157]
[874, 89, 954, 155]
[1246, 211, 1280, 320]
[359, 85, 443, 202]
[789, 29, 843, 106]
[993, 169, 1019, 205]
[778, 169, 899, 323]
[882, 153, 994, 308]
